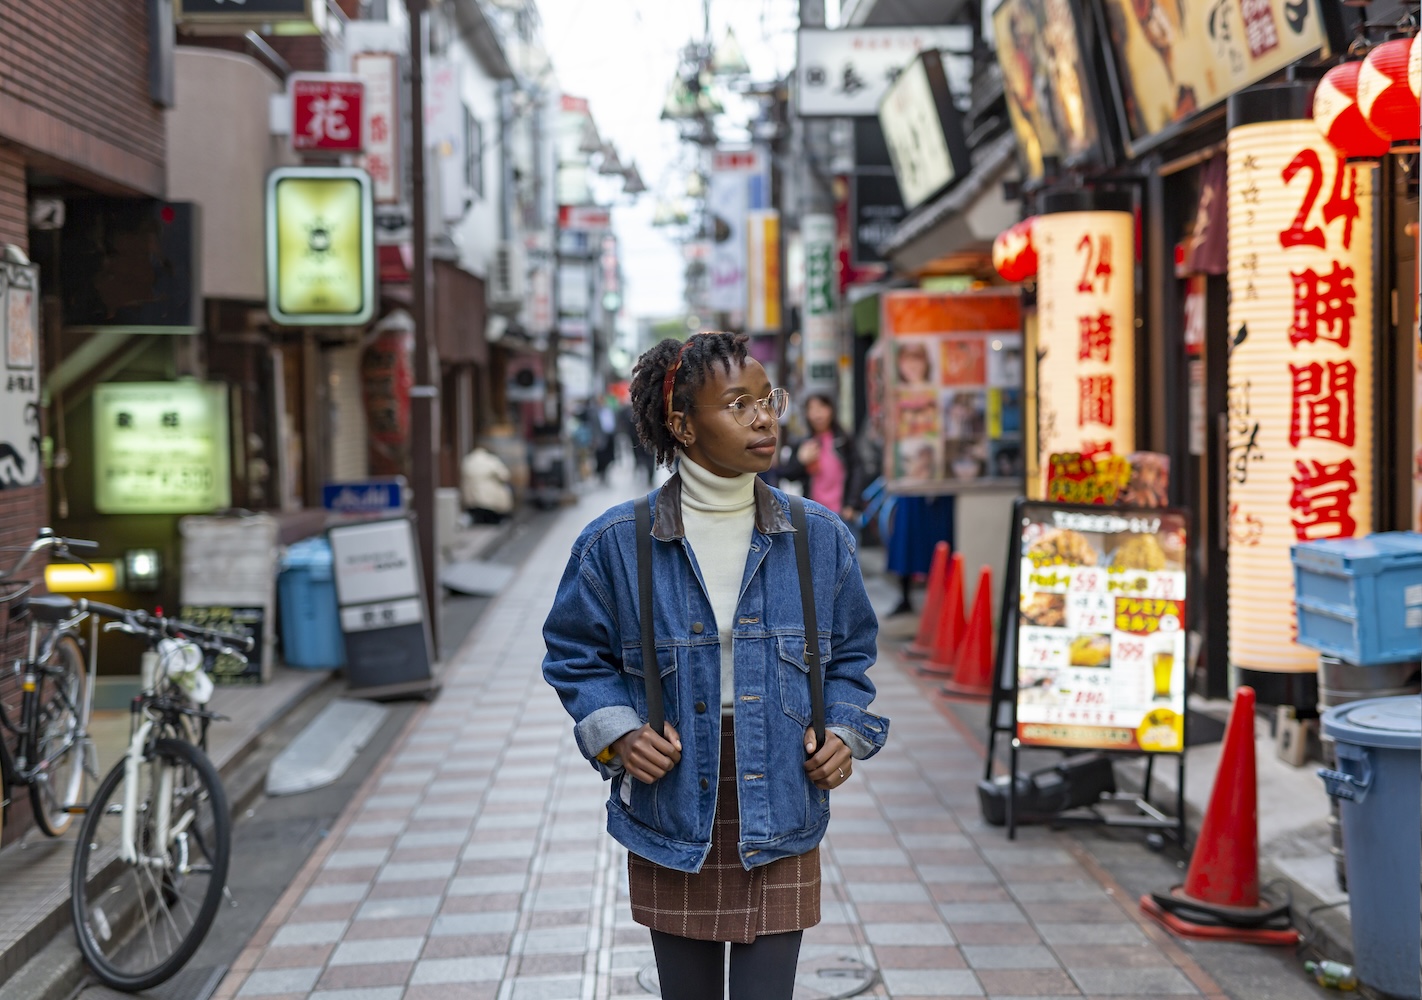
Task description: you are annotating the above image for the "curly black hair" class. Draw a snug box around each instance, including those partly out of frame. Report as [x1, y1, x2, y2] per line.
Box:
[629, 332, 750, 468]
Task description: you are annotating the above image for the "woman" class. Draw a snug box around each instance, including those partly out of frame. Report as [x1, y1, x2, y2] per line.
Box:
[778, 392, 861, 522]
[543, 332, 889, 1000]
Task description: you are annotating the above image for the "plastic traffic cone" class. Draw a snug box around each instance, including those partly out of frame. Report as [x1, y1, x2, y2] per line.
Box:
[1139, 686, 1299, 945]
[905, 542, 951, 659]
[920, 553, 966, 676]
[940, 566, 994, 700]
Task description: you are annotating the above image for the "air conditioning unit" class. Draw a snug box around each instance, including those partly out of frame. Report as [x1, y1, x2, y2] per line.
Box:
[489, 241, 526, 315]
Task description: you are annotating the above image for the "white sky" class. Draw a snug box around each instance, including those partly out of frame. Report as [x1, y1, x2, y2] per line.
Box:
[536, 0, 817, 321]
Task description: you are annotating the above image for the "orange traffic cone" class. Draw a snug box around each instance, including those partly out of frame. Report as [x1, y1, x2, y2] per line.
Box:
[904, 542, 950, 659]
[1139, 686, 1299, 945]
[920, 553, 966, 676]
[940, 567, 994, 700]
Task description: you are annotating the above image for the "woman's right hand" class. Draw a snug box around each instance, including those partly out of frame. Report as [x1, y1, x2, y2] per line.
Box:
[797, 439, 821, 469]
[614, 723, 682, 783]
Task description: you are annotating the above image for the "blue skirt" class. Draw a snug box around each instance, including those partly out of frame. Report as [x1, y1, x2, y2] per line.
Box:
[886, 495, 954, 579]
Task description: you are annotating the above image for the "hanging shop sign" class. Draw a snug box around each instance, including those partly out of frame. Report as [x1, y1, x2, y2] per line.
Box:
[1033, 199, 1137, 473]
[795, 26, 972, 117]
[746, 209, 781, 334]
[352, 53, 401, 205]
[0, 263, 41, 490]
[991, 0, 1104, 180]
[558, 205, 612, 231]
[265, 166, 375, 326]
[802, 214, 838, 391]
[174, 0, 323, 32]
[1226, 89, 1374, 677]
[1098, 0, 1333, 156]
[850, 171, 905, 267]
[878, 50, 972, 210]
[94, 382, 231, 515]
[708, 149, 769, 315]
[881, 290, 1024, 492]
[1013, 501, 1191, 753]
[290, 74, 364, 153]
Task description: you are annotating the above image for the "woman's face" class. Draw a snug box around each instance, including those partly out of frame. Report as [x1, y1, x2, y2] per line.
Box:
[806, 397, 834, 435]
[899, 347, 928, 383]
[675, 357, 778, 477]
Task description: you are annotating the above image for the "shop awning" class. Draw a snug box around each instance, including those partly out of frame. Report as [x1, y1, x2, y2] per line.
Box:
[880, 131, 1020, 277]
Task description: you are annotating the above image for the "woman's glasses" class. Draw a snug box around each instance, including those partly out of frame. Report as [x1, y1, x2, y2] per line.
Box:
[691, 387, 790, 426]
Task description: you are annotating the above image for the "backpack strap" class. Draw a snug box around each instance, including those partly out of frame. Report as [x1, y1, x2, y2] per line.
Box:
[789, 495, 827, 752]
[634, 495, 665, 737]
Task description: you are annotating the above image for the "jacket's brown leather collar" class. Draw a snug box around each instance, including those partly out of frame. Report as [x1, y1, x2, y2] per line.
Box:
[651, 470, 794, 541]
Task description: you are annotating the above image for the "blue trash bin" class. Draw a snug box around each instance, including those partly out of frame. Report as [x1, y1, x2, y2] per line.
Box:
[1318, 695, 1422, 1000]
[278, 538, 346, 668]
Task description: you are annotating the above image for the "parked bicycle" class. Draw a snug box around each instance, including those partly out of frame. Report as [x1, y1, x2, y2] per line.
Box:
[0, 529, 102, 839]
[62, 600, 252, 992]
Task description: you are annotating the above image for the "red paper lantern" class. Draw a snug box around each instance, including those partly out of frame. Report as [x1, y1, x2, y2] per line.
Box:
[1357, 38, 1421, 153]
[1410, 35, 1420, 101]
[992, 218, 1038, 283]
[1313, 62, 1391, 160]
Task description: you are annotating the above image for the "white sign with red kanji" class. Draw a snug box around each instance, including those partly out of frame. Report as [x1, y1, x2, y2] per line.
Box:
[352, 52, 400, 204]
[290, 74, 364, 153]
[1226, 120, 1375, 674]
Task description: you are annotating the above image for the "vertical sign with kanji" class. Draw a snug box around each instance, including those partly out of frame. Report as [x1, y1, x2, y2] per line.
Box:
[1226, 119, 1374, 675]
[290, 74, 364, 153]
[352, 53, 401, 204]
[0, 264, 41, 490]
[1034, 210, 1137, 475]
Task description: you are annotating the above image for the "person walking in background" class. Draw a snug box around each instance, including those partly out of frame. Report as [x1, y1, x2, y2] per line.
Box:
[542, 332, 889, 1000]
[778, 392, 862, 523]
[459, 443, 514, 524]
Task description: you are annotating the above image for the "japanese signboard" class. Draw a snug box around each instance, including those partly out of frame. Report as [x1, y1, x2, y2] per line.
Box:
[881, 291, 1024, 492]
[878, 51, 972, 210]
[291, 75, 364, 153]
[0, 264, 41, 490]
[1014, 502, 1191, 753]
[1034, 207, 1137, 471]
[802, 214, 838, 391]
[850, 172, 905, 267]
[352, 53, 401, 205]
[94, 382, 231, 514]
[796, 27, 972, 117]
[175, 0, 321, 31]
[265, 167, 375, 326]
[708, 149, 768, 315]
[992, 0, 1102, 180]
[1100, 0, 1331, 154]
[1226, 116, 1374, 675]
[746, 209, 781, 334]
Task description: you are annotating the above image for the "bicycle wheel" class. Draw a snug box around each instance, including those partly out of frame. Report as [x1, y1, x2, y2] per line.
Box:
[28, 631, 87, 837]
[71, 737, 231, 992]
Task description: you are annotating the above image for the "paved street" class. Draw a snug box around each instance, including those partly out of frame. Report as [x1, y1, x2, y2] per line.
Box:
[212, 475, 1320, 1000]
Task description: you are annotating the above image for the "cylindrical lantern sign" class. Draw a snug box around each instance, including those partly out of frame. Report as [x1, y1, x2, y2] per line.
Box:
[1034, 192, 1137, 468]
[1227, 85, 1375, 683]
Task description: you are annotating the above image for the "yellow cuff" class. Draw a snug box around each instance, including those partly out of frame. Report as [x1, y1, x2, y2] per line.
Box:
[595, 746, 617, 765]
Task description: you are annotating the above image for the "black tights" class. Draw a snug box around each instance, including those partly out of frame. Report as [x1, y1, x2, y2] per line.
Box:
[650, 929, 804, 1000]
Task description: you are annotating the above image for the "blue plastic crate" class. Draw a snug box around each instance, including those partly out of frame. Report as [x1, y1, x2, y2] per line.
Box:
[1292, 533, 1422, 665]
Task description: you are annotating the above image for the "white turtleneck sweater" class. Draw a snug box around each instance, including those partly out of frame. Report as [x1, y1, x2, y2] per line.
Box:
[677, 457, 756, 712]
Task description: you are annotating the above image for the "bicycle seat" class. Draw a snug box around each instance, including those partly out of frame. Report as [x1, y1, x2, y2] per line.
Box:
[28, 594, 78, 623]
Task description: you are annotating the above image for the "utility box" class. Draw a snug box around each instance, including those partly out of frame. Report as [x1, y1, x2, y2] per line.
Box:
[1293, 532, 1422, 666]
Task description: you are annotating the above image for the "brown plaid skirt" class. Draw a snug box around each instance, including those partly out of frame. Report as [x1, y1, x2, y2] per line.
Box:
[627, 718, 821, 943]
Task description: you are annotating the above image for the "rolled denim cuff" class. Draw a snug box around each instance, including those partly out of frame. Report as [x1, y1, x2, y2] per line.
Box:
[827, 725, 873, 761]
[575, 704, 644, 768]
[824, 703, 889, 759]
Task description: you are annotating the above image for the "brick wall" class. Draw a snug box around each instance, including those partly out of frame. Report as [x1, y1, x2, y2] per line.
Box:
[0, 0, 165, 196]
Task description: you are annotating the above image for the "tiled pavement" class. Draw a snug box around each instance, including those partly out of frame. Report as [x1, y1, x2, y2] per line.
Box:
[214, 482, 1233, 1000]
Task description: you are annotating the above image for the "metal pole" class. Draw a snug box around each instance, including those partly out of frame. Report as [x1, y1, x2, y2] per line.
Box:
[409, 0, 440, 654]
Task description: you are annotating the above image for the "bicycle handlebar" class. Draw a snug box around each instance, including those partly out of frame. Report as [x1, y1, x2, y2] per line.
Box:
[88, 601, 255, 653]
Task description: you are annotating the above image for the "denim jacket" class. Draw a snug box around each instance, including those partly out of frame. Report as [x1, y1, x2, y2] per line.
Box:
[542, 473, 889, 874]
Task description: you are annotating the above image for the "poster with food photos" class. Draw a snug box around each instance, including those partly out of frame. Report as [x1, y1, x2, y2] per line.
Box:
[1014, 502, 1190, 753]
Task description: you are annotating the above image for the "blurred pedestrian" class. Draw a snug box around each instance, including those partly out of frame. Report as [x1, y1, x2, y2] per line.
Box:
[542, 332, 890, 1000]
[459, 444, 514, 524]
[778, 392, 860, 523]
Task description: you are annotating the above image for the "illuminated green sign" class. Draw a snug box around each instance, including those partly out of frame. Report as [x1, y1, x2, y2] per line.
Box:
[94, 382, 231, 514]
[266, 166, 374, 326]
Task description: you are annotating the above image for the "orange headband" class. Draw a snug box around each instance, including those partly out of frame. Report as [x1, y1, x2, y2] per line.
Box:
[662, 338, 696, 427]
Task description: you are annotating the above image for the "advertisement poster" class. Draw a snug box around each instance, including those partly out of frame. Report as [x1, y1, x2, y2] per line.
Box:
[93, 382, 231, 514]
[1100, 0, 1330, 152]
[882, 291, 1024, 491]
[1014, 502, 1190, 753]
[991, 0, 1100, 180]
[708, 149, 768, 315]
[266, 167, 374, 325]
[0, 264, 41, 490]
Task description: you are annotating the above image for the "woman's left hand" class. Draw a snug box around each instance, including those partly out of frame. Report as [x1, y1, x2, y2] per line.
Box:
[803, 728, 854, 791]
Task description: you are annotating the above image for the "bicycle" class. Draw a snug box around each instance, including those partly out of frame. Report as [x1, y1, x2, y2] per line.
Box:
[0, 528, 102, 839]
[62, 600, 252, 992]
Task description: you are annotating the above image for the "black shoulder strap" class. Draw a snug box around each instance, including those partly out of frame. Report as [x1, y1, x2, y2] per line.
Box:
[789, 496, 827, 752]
[634, 496, 664, 737]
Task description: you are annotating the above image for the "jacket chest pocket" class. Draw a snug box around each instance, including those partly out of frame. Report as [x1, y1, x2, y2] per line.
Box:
[623, 644, 681, 728]
[776, 634, 830, 727]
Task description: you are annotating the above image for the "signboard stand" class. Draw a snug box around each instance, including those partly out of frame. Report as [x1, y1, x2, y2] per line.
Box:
[984, 499, 1189, 845]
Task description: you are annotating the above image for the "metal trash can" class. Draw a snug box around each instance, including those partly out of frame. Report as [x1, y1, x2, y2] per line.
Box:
[1318, 696, 1422, 1000]
[277, 538, 346, 669]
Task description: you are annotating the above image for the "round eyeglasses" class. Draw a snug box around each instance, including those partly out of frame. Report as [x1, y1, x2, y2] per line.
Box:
[691, 387, 790, 426]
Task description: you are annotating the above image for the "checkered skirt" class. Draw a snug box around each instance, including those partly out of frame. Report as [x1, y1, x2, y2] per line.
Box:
[627, 718, 821, 943]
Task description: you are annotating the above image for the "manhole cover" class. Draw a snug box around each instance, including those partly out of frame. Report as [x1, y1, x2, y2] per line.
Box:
[638, 953, 877, 1000]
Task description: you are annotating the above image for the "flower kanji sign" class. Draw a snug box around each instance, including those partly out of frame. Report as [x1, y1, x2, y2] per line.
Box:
[291, 75, 364, 153]
[1226, 115, 1375, 675]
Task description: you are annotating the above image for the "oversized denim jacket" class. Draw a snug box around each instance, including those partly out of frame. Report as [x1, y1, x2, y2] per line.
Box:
[542, 472, 890, 874]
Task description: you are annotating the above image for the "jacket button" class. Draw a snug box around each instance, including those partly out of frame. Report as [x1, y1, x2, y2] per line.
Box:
[695, 701, 707, 713]
[691, 622, 704, 634]
[700, 777, 710, 790]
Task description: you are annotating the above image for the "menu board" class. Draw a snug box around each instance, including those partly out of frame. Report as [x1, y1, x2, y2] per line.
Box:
[1014, 502, 1190, 753]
